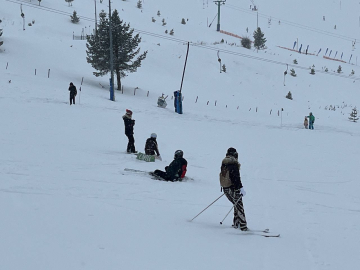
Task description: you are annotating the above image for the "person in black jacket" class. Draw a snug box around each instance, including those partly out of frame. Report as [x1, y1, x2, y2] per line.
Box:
[122, 109, 136, 153]
[68, 82, 77, 105]
[153, 150, 187, 181]
[145, 133, 161, 159]
[220, 147, 248, 231]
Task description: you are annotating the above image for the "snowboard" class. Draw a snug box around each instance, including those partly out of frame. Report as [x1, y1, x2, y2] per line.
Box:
[136, 152, 155, 162]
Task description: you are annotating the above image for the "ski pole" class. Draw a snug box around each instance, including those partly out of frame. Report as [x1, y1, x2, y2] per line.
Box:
[220, 194, 242, 225]
[190, 193, 224, 222]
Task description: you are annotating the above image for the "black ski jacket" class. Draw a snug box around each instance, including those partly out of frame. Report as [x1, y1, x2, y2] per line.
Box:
[145, 138, 160, 156]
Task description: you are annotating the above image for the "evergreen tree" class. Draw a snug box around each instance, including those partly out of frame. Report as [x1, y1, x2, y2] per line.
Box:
[286, 91, 293, 100]
[290, 68, 296, 77]
[310, 66, 315, 75]
[349, 108, 359, 122]
[253, 27, 266, 50]
[70, 11, 80, 23]
[337, 65, 342, 73]
[86, 10, 148, 90]
[65, 0, 74, 7]
[241, 37, 251, 49]
[137, 0, 142, 9]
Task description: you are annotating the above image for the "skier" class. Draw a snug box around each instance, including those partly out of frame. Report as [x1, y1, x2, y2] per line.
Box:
[307, 112, 315, 130]
[153, 150, 187, 181]
[145, 133, 161, 160]
[122, 109, 137, 153]
[219, 147, 248, 231]
[304, 116, 308, 129]
[68, 82, 77, 105]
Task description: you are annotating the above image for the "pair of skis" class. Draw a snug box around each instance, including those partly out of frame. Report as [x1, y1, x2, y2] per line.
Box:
[240, 228, 280, 238]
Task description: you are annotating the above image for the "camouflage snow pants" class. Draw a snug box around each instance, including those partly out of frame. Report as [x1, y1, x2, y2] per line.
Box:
[224, 188, 247, 230]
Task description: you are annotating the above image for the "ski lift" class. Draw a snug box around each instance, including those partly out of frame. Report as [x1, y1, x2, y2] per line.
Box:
[157, 94, 168, 108]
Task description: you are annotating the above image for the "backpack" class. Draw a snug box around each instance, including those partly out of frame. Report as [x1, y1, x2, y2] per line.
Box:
[219, 164, 232, 188]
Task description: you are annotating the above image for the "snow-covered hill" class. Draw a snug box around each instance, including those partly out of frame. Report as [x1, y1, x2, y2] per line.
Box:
[1, 0, 360, 269]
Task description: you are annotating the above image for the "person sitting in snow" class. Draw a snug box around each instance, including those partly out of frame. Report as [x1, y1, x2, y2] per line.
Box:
[122, 109, 136, 153]
[307, 112, 315, 130]
[68, 82, 77, 105]
[304, 116, 308, 129]
[153, 150, 187, 181]
[145, 133, 161, 160]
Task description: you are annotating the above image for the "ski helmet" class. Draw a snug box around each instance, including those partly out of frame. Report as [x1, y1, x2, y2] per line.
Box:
[174, 150, 183, 159]
[151, 133, 157, 139]
[226, 147, 238, 158]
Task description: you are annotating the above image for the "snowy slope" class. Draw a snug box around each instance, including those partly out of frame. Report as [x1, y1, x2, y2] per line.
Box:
[1, 0, 360, 269]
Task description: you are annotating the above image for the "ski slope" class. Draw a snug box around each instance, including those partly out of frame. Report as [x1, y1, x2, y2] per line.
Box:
[1, 0, 360, 269]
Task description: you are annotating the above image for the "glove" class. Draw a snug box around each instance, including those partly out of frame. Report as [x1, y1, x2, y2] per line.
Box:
[240, 187, 246, 197]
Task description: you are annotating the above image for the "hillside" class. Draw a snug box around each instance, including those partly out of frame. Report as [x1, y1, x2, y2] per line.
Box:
[1, 0, 360, 269]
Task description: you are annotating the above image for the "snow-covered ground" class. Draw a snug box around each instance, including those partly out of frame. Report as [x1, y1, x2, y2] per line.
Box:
[1, 0, 360, 269]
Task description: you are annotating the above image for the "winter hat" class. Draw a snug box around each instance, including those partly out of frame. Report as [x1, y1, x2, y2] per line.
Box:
[227, 147, 238, 158]
[151, 133, 157, 139]
[126, 109, 133, 116]
[70, 82, 73, 86]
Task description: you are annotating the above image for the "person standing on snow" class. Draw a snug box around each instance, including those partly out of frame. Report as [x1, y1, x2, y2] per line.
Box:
[145, 133, 161, 160]
[304, 116, 309, 129]
[219, 147, 248, 231]
[307, 112, 315, 130]
[153, 150, 187, 181]
[68, 82, 77, 105]
[122, 109, 136, 153]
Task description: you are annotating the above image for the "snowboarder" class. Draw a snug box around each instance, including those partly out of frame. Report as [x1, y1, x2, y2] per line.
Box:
[153, 150, 187, 181]
[68, 82, 77, 105]
[145, 133, 161, 160]
[304, 116, 308, 129]
[122, 109, 136, 153]
[307, 112, 315, 130]
[219, 147, 247, 231]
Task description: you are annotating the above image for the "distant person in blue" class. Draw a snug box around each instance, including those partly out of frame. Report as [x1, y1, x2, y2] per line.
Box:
[307, 112, 315, 130]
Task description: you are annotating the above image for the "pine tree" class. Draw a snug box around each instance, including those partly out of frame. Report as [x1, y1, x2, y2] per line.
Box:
[337, 65, 342, 73]
[86, 10, 148, 90]
[70, 11, 80, 23]
[137, 0, 142, 9]
[241, 37, 251, 49]
[221, 64, 226, 73]
[290, 68, 296, 77]
[286, 91, 293, 100]
[253, 27, 266, 50]
[293, 59, 298, 64]
[349, 108, 359, 122]
[65, 0, 74, 7]
[310, 66, 315, 75]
